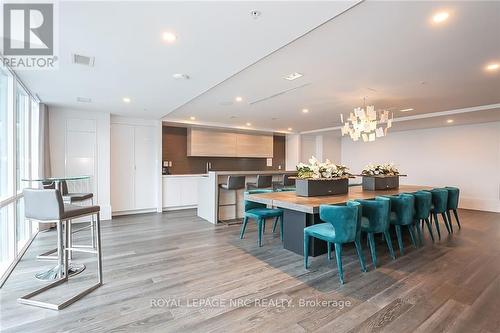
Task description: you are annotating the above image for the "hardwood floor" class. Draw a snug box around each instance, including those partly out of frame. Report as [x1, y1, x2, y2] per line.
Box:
[1, 208, 499, 332]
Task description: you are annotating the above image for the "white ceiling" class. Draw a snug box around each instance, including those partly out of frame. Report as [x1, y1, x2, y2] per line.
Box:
[16, 1, 357, 119]
[164, 1, 500, 133]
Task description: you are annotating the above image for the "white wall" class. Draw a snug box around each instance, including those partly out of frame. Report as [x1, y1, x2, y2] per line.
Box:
[49, 107, 111, 220]
[285, 134, 301, 171]
[299, 133, 342, 164]
[341, 122, 500, 212]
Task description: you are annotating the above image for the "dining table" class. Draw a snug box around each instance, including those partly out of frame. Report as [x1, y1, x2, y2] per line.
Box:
[245, 184, 432, 256]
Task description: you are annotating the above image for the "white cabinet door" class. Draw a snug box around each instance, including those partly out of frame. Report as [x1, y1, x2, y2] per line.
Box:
[163, 177, 182, 208]
[181, 177, 198, 206]
[111, 124, 135, 212]
[134, 126, 157, 210]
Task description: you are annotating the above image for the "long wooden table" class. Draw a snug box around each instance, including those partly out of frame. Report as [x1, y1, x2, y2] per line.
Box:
[246, 185, 432, 256]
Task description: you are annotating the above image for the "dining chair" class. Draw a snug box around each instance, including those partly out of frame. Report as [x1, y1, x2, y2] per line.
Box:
[445, 186, 461, 231]
[412, 191, 434, 243]
[386, 194, 417, 255]
[304, 201, 367, 284]
[355, 196, 396, 268]
[429, 188, 452, 239]
[19, 188, 102, 310]
[240, 190, 283, 246]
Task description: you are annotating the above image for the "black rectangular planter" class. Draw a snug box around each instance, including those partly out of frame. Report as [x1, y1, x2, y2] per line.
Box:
[362, 175, 399, 191]
[295, 178, 348, 197]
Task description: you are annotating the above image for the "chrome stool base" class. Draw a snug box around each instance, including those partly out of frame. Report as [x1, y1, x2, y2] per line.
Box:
[35, 263, 86, 281]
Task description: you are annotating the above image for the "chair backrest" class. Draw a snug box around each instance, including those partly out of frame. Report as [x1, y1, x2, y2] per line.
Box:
[430, 188, 448, 213]
[283, 174, 295, 187]
[319, 201, 360, 243]
[387, 194, 415, 225]
[256, 175, 273, 188]
[42, 181, 55, 189]
[225, 176, 246, 190]
[23, 188, 64, 221]
[413, 191, 432, 219]
[356, 196, 391, 233]
[445, 186, 459, 210]
[244, 189, 272, 211]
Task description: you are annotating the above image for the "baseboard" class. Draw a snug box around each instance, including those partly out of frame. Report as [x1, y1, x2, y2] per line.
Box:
[112, 208, 158, 216]
[163, 205, 197, 211]
[460, 197, 500, 213]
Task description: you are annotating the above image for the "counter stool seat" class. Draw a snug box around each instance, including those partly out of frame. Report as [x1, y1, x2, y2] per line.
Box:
[218, 176, 246, 222]
[246, 174, 273, 190]
[63, 193, 94, 202]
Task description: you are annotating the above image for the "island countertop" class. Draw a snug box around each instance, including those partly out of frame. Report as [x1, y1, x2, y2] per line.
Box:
[206, 170, 297, 177]
[246, 185, 432, 214]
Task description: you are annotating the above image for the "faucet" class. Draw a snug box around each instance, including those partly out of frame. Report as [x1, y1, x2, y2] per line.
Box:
[206, 161, 212, 173]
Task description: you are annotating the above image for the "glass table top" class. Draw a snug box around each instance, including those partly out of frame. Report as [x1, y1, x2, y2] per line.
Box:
[22, 175, 91, 182]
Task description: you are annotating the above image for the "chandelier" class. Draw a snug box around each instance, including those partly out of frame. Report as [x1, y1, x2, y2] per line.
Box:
[340, 100, 393, 142]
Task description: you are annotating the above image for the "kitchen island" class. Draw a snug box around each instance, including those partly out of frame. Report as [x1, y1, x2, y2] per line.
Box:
[246, 185, 432, 256]
[197, 170, 297, 224]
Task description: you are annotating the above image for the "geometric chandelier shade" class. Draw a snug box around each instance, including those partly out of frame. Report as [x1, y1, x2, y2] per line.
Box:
[340, 102, 393, 142]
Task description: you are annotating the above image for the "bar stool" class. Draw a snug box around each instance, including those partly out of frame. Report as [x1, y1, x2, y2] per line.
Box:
[218, 176, 246, 222]
[246, 175, 273, 190]
[272, 174, 296, 189]
[41, 180, 95, 261]
[19, 188, 102, 310]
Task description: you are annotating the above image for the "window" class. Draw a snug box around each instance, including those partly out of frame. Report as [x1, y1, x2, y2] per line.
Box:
[0, 67, 40, 285]
[16, 85, 30, 193]
[0, 68, 13, 201]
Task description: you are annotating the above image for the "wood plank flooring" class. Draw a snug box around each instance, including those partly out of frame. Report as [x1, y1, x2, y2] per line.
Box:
[1, 208, 499, 332]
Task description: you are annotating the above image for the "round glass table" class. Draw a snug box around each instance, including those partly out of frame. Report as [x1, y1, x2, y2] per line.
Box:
[22, 176, 92, 281]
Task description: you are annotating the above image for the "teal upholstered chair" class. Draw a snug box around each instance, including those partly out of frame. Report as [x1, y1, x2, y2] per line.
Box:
[241, 190, 283, 246]
[355, 197, 396, 268]
[387, 194, 417, 255]
[304, 201, 367, 284]
[413, 191, 434, 243]
[429, 188, 452, 239]
[445, 186, 461, 231]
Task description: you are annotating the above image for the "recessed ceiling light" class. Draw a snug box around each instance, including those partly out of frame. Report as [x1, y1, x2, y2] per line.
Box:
[283, 72, 303, 81]
[123, 97, 131, 103]
[302, 108, 309, 113]
[189, 116, 196, 120]
[485, 63, 500, 71]
[162, 32, 177, 43]
[246, 122, 252, 126]
[447, 119, 454, 123]
[235, 96, 243, 102]
[432, 11, 449, 24]
[400, 108, 414, 112]
[287, 127, 293, 131]
[173, 73, 190, 80]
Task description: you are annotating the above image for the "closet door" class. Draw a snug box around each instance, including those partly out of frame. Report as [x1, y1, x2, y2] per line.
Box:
[134, 125, 157, 210]
[111, 124, 135, 212]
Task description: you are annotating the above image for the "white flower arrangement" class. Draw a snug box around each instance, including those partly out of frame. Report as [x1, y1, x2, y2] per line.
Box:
[296, 156, 351, 179]
[361, 162, 400, 176]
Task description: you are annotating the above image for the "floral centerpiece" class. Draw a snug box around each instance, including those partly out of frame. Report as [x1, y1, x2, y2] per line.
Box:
[360, 162, 401, 190]
[297, 156, 351, 179]
[295, 157, 351, 197]
[361, 162, 399, 176]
